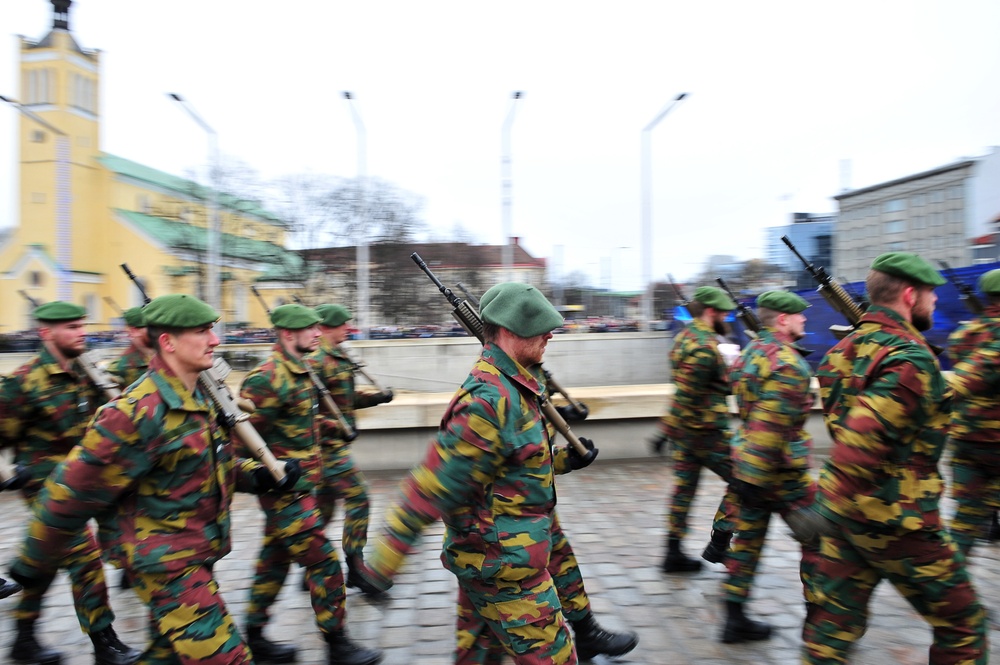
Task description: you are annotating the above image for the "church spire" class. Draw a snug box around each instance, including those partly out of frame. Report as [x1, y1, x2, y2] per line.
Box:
[52, 0, 72, 30]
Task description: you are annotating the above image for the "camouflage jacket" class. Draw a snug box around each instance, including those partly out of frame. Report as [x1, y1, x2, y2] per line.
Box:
[310, 339, 384, 441]
[368, 342, 573, 583]
[0, 344, 105, 498]
[664, 318, 730, 435]
[730, 328, 814, 490]
[946, 304, 1000, 446]
[106, 344, 150, 389]
[11, 355, 260, 577]
[239, 342, 321, 492]
[815, 305, 949, 532]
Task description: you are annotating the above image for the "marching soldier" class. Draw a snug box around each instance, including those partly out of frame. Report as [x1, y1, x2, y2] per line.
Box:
[0, 301, 139, 665]
[239, 303, 383, 665]
[946, 268, 1000, 556]
[803, 253, 987, 663]
[660, 286, 739, 572]
[721, 291, 819, 643]
[310, 304, 392, 595]
[357, 283, 630, 663]
[106, 306, 152, 388]
[8, 293, 302, 665]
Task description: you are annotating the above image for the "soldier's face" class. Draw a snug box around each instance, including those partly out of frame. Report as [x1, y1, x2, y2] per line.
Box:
[510, 331, 553, 367]
[289, 324, 322, 355]
[167, 325, 220, 373]
[321, 323, 351, 346]
[128, 326, 151, 351]
[41, 320, 87, 358]
[785, 312, 807, 341]
[712, 311, 728, 337]
[912, 286, 937, 332]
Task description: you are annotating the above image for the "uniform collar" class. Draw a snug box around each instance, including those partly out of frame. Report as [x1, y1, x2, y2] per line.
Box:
[482, 342, 545, 397]
[272, 341, 310, 375]
[38, 343, 80, 377]
[147, 354, 212, 412]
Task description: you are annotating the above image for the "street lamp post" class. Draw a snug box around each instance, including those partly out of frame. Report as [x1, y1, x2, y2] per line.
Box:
[1, 95, 72, 302]
[641, 92, 688, 330]
[501, 91, 523, 282]
[343, 91, 368, 340]
[167, 93, 223, 336]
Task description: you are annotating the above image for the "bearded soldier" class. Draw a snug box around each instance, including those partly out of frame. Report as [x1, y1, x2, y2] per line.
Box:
[106, 306, 153, 389]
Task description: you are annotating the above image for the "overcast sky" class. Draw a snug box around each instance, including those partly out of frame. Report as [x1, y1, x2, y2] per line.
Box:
[2, 1, 999, 288]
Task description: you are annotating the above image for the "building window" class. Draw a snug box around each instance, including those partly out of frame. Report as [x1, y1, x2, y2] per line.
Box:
[913, 215, 925, 230]
[137, 195, 151, 213]
[885, 220, 906, 234]
[30, 192, 46, 204]
[911, 193, 926, 207]
[887, 241, 906, 251]
[930, 189, 944, 204]
[30, 130, 46, 143]
[948, 184, 963, 199]
[931, 212, 943, 227]
[883, 199, 906, 213]
[29, 271, 44, 287]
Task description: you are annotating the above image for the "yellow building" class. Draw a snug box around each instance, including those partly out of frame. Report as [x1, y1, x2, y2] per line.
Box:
[0, 0, 304, 333]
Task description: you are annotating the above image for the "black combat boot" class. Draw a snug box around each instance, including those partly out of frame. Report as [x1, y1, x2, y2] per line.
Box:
[571, 612, 639, 661]
[0, 577, 22, 599]
[662, 537, 702, 573]
[10, 619, 63, 665]
[118, 570, 132, 591]
[346, 556, 387, 598]
[300, 568, 309, 592]
[323, 629, 383, 665]
[988, 511, 1000, 542]
[702, 529, 733, 564]
[247, 625, 298, 663]
[720, 600, 772, 644]
[90, 626, 141, 665]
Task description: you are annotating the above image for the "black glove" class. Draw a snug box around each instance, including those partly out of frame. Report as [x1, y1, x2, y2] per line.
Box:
[555, 402, 589, 423]
[0, 464, 30, 492]
[568, 437, 598, 470]
[8, 561, 49, 590]
[252, 459, 302, 494]
[378, 388, 394, 405]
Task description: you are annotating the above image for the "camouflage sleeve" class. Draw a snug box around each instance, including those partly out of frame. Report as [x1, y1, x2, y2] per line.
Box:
[949, 337, 1000, 398]
[0, 374, 28, 447]
[13, 401, 150, 575]
[677, 344, 725, 397]
[240, 370, 281, 439]
[105, 356, 125, 386]
[368, 389, 506, 580]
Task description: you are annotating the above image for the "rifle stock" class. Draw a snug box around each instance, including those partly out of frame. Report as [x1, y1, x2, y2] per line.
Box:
[411, 252, 591, 456]
[938, 260, 984, 316]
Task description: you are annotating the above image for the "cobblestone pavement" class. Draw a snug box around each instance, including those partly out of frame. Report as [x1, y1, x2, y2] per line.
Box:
[1, 458, 997, 665]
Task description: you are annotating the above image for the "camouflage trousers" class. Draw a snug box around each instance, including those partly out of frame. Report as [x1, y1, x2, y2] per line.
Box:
[132, 563, 253, 665]
[246, 491, 346, 633]
[455, 569, 576, 665]
[802, 523, 987, 664]
[316, 442, 369, 559]
[948, 444, 1000, 556]
[667, 429, 736, 540]
[15, 495, 113, 633]
[723, 477, 818, 604]
[548, 512, 590, 624]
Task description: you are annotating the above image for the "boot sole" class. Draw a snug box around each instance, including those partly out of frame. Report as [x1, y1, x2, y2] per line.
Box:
[721, 629, 772, 644]
[576, 634, 639, 660]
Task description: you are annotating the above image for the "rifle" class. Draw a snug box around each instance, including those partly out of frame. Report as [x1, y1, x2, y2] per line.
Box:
[938, 260, 984, 316]
[455, 282, 481, 308]
[781, 235, 865, 340]
[716, 277, 813, 357]
[251, 286, 358, 441]
[122, 264, 286, 482]
[411, 252, 592, 456]
[103, 296, 125, 318]
[667, 274, 693, 316]
[19, 290, 122, 402]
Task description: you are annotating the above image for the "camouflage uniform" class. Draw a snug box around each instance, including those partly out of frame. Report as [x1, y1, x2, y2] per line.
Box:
[803, 305, 987, 664]
[368, 343, 578, 664]
[310, 338, 384, 558]
[12, 354, 261, 664]
[106, 343, 150, 389]
[946, 304, 1000, 554]
[0, 345, 116, 635]
[662, 318, 736, 540]
[724, 329, 819, 605]
[239, 342, 349, 636]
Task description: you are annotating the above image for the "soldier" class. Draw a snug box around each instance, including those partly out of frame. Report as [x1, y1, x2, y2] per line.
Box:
[0, 301, 139, 665]
[721, 290, 819, 643]
[8, 293, 303, 665]
[946, 268, 1000, 556]
[803, 253, 987, 663]
[310, 304, 392, 595]
[358, 283, 632, 664]
[660, 285, 739, 572]
[106, 306, 152, 388]
[240, 304, 383, 665]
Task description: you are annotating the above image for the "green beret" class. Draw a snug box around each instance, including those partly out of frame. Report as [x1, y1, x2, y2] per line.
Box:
[756, 290, 811, 314]
[143, 294, 219, 328]
[315, 304, 352, 327]
[870, 252, 946, 286]
[480, 282, 563, 337]
[270, 303, 321, 330]
[122, 306, 146, 327]
[692, 286, 736, 311]
[978, 269, 1000, 295]
[34, 301, 87, 322]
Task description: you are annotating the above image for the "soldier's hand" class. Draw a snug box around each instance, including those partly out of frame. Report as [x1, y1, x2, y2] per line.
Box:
[784, 505, 839, 546]
[252, 459, 302, 494]
[568, 437, 599, 470]
[556, 402, 589, 422]
[378, 388, 394, 405]
[0, 464, 30, 492]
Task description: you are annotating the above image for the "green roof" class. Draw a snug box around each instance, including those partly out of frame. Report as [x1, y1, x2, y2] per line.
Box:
[98, 153, 285, 226]
[115, 209, 304, 278]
